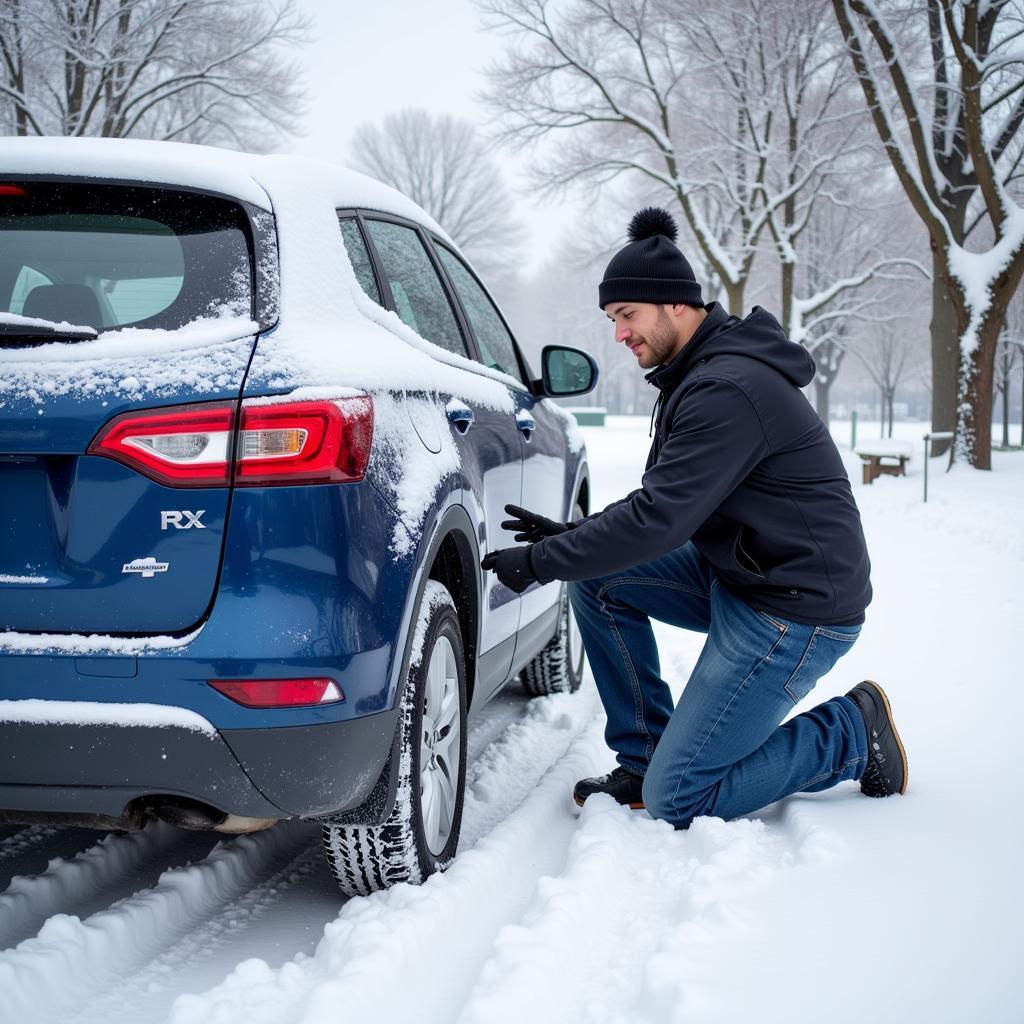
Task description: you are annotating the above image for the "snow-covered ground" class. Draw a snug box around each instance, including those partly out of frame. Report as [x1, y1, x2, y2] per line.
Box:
[1, 415, 1021, 1024]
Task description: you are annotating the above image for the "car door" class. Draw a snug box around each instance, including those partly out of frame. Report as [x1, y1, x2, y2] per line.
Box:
[431, 244, 567, 637]
[351, 215, 525, 689]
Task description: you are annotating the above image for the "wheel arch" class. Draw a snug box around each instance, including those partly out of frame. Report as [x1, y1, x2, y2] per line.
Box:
[325, 502, 479, 827]
[427, 525, 480, 709]
[571, 459, 591, 517]
[576, 471, 590, 516]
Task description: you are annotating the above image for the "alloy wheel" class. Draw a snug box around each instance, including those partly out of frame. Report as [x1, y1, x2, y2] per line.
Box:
[420, 634, 461, 856]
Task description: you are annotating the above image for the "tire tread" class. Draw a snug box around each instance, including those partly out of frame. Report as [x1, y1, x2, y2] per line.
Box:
[520, 591, 578, 696]
[322, 582, 461, 898]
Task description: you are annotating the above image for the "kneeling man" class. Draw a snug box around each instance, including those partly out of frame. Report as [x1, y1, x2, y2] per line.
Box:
[482, 207, 907, 827]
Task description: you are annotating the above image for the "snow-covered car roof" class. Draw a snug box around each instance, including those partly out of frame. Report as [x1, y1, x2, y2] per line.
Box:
[0, 137, 447, 238]
[0, 136, 515, 422]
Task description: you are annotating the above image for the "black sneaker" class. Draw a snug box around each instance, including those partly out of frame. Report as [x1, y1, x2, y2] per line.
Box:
[573, 766, 645, 808]
[846, 680, 908, 797]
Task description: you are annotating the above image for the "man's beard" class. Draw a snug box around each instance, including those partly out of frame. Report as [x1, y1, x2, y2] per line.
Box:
[635, 307, 681, 368]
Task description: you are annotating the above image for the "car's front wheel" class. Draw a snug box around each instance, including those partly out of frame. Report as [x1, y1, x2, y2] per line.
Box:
[322, 580, 467, 896]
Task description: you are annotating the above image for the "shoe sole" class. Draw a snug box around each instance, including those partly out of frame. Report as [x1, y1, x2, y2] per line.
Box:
[572, 795, 645, 810]
[861, 679, 909, 795]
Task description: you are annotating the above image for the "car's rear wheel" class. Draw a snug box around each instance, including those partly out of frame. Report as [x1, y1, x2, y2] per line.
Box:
[520, 502, 586, 697]
[322, 581, 467, 896]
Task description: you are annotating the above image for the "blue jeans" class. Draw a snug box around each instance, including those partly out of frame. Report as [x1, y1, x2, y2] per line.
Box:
[568, 542, 868, 828]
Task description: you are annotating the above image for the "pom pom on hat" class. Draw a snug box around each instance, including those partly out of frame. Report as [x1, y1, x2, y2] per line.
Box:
[598, 206, 701, 309]
[627, 206, 678, 243]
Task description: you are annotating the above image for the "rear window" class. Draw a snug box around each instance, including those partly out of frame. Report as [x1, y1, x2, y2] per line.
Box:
[0, 182, 254, 334]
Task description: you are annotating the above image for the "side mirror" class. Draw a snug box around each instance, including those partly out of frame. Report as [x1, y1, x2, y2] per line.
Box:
[537, 345, 599, 397]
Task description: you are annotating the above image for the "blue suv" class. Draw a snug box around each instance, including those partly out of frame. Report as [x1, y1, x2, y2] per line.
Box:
[0, 139, 597, 895]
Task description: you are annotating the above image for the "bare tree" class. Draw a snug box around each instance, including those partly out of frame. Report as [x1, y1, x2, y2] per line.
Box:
[855, 324, 914, 437]
[787, 186, 927, 422]
[0, 0, 309, 149]
[481, 0, 927, 357]
[995, 276, 1024, 445]
[994, 332, 1021, 447]
[758, 0, 852, 340]
[1018, 345, 1024, 447]
[832, 0, 1024, 469]
[349, 109, 523, 280]
[479, 0, 788, 313]
[809, 333, 847, 423]
[753, 8, 929, 354]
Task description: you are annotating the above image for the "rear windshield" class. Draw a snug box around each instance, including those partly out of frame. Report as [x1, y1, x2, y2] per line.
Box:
[0, 182, 254, 334]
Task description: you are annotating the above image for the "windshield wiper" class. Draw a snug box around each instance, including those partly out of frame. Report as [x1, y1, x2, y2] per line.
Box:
[0, 321, 98, 344]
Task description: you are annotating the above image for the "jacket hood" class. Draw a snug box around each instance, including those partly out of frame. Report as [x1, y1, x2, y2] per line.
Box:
[648, 304, 815, 392]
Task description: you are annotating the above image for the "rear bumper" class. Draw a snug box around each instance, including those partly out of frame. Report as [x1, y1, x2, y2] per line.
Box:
[0, 486, 467, 827]
[0, 706, 399, 823]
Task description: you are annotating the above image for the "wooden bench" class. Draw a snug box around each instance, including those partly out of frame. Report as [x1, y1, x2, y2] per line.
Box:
[855, 442, 913, 484]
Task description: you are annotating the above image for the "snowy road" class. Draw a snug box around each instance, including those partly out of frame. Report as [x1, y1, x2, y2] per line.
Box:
[1, 417, 1021, 1024]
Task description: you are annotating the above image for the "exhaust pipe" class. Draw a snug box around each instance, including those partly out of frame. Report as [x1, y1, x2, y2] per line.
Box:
[147, 797, 278, 834]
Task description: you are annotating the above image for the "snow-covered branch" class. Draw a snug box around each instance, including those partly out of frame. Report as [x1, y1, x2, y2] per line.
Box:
[796, 258, 929, 321]
[832, 0, 1024, 468]
[0, 0, 309, 149]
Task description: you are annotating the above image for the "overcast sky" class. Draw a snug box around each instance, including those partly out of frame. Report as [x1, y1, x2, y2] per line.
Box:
[288, 0, 498, 161]
[287, 0, 576, 272]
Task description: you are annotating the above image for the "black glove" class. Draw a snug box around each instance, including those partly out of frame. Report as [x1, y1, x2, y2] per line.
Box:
[500, 504, 577, 544]
[481, 546, 538, 594]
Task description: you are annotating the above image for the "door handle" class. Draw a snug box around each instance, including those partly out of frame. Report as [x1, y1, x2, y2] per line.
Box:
[516, 414, 535, 443]
[447, 404, 475, 434]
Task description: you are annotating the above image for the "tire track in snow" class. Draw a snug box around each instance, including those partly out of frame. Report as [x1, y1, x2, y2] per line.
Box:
[0, 820, 315, 1023]
[0, 825, 101, 889]
[455, 756, 846, 1023]
[0, 683, 597, 1023]
[167, 687, 610, 1024]
[459, 688, 596, 848]
[0, 822, 219, 951]
[0, 686, 542, 1024]
[0, 826, 59, 867]
[456, 804, 814, 1024]
[74, 831, 325, 1024]
[41, 688, 544, 1024]
[73, 691, 542, 1023]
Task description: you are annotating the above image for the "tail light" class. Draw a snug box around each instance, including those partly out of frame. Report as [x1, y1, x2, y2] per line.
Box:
[209, 677, 344, 708]
[236, 398, 373, 486]
[88, 402, 234, 486]
[88, 397, 373, 488]
[0, 184, 28, 197]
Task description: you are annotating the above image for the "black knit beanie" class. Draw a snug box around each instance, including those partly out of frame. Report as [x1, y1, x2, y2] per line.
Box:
[599, 207, 702, 309]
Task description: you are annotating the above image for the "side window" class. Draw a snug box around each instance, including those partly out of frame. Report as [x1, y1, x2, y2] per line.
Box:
[338, 216, 381, 303]
[436, 246, 526, 386]
[363, 219, 468, 358]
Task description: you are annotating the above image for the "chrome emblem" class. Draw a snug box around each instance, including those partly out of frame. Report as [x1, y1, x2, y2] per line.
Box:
[160, 510, 206, 530]
[122, 557, 169, 579]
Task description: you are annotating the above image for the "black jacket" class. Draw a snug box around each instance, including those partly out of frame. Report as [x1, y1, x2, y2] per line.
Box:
[531, 303, 872, 625]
